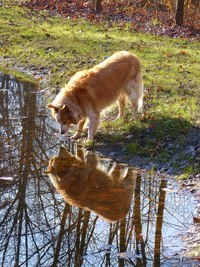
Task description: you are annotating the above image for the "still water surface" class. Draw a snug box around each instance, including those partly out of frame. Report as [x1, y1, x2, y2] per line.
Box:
[0, 73, 196, 266]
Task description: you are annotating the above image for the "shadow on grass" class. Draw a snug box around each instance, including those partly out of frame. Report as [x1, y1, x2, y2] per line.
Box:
[93, 116, 199, 175]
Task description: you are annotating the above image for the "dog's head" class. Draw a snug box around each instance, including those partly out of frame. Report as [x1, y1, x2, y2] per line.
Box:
[47, 103, 77, 135]
[46, 146, 83, 178]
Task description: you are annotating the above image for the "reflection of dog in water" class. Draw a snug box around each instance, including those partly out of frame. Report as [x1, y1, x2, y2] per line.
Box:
[46, 146, 136, 222]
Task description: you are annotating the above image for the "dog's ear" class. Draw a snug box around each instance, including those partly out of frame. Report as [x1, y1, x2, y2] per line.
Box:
[59, 104, 71, 114]
[46, 103, 64, 112]
[47, 103, 55, 108]
[60, 104, 66, 111]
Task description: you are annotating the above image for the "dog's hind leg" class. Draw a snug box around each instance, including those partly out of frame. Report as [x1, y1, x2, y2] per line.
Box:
[71, 118, 86, 139]
[88, 113, 100, 140]
[130, 98, 139, 120]
[125, 71, 143, 120]
[115, 94, 126, 120]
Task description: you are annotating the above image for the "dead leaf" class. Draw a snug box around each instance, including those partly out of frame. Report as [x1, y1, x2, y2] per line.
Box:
[179, 51, 188, 55]
[193, 217, 200, 223]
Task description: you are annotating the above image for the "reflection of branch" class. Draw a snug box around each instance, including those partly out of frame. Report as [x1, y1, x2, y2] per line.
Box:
[162, 207, 190, 228]
[145, 178, 153, 244]
[109, 222, 120, 245]
[52, 203, 70, 267]
[19, 239, 56, 266]
[120, 219, 126, 252]
[134, 173, 146, 267]
[80, 211, 90, 256]
[15, 199, 24, 267]
[74, 210, 91, 266]
[0, 192, 19, 227]
[153, 179, 167, 267]
[119, 218, 126, 267]
[1, 196, 22, 267]
[125, 212, 135, 251]
[86, 215, 98, 245]
[24, 206, 40, 261]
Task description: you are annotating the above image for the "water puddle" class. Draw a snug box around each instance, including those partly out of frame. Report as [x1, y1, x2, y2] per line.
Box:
[0, 72, 198, 266]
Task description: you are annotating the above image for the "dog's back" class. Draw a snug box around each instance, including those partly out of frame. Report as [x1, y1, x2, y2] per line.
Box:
[47, 51, 143, 140]
[63, 51, 143, 111]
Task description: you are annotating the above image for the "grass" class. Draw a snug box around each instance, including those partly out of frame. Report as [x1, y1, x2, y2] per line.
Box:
[0, 65, 36, 83]
[0, 0, 199, 177]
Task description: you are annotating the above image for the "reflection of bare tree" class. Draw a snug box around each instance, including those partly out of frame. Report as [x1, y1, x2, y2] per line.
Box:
[0, 74, 37, 266]
[52, 203, 70, 267]
[0, 73, 59, 266]
[0, 73, 195, 266]
[153, 178, 167, 267]
[134, 173, 147, 267]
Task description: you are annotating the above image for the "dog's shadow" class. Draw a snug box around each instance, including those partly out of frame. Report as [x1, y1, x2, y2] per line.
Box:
[95, 115, 199, 173]
[46, 146, 137, 222]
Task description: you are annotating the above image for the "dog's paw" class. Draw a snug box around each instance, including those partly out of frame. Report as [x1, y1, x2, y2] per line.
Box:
[70, 133, 81, 140]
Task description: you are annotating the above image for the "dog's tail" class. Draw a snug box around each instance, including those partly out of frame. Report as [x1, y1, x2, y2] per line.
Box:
[135, 68, 143, 113]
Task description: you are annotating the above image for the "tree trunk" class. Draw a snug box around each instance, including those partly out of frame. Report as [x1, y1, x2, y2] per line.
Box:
[95, 0, 102, 13]
[89, 0, 95, 8]
[89, 0, 102, 13]
[175, 0, 185, 26]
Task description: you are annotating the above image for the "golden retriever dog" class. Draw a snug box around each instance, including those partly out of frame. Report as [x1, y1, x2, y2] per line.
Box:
[46, 146, 136, 222]
[47, 51, 143, 140]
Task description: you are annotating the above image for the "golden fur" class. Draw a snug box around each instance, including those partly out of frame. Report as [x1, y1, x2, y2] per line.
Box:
[46, 147, 136, 222]
[47, 51, 143, 140]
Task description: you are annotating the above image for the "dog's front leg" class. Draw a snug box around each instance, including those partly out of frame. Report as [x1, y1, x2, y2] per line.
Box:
[88, 113, 100, 140]
[71, 118, 86, 139]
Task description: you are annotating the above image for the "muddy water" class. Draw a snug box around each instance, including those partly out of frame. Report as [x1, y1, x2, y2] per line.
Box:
[0, 72, 197, 267]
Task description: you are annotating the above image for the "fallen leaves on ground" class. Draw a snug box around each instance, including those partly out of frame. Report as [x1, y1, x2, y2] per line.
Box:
[22, 0, 199, 39]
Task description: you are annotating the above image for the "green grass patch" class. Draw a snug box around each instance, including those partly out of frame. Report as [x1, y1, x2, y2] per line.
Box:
[0, 1, 199, 177]
[178, 166, 195, 180]
[0, 66, 36, 83]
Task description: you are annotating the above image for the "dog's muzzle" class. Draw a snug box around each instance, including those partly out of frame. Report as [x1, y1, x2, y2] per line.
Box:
[60, 124, 69, 135]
